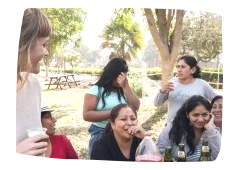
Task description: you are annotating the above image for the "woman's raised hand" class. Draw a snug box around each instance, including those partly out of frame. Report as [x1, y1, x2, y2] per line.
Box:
[128, 125, 145, 139]
[117, 72, 128, 88]
[204, 112, 215, 131]
[161, 80, 175, 94]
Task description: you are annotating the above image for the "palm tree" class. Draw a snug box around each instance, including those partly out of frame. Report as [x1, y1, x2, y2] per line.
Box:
[99, 15, 144, 61]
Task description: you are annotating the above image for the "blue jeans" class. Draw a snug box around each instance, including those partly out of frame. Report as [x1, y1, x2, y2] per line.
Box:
[87, 123, 104, 158]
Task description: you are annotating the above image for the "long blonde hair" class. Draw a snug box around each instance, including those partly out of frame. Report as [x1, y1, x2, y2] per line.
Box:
[17, 8, 51, 91]
[0, 0, 23, 96]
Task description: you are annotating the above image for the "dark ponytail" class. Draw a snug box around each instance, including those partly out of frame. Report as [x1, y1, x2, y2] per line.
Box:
[104, 122, 112, 134]
[193, 65, 201, 78]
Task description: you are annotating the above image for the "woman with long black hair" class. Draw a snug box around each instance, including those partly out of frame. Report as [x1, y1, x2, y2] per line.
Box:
[157, 95, 221, 161]
[82, 58, 140, 158]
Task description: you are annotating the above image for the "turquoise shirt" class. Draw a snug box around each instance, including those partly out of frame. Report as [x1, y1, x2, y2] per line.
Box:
[87, 85, 127, 128]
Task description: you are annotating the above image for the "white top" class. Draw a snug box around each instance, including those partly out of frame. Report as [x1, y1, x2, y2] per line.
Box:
[16, 73, 42, 143]
[223, 122, 240, 162]
[15, 73, 46, 170]
[154, 77, 217, 124]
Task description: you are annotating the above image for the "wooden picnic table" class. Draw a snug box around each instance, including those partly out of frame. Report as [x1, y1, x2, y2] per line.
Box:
[45, 74, 79, 90]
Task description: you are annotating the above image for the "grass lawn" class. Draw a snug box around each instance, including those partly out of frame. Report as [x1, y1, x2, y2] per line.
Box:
[39, 75, 167, 160]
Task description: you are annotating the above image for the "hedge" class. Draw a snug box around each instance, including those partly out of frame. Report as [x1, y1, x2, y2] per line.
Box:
[41, 66, 223, 89]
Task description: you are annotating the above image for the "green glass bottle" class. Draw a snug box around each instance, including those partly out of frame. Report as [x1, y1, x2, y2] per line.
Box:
[177, 143, 186, 162]
[164, 146, 173, 162]
[198, 138, 211, 161]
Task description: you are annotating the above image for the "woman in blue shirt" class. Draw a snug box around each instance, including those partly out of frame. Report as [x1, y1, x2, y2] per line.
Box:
[82, 58, 140, 157]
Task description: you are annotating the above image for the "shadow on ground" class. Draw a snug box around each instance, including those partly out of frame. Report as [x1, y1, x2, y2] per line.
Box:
[57, 125, 88, 136]
[141, 110, 166, 130]
[78, 147, 89, 160]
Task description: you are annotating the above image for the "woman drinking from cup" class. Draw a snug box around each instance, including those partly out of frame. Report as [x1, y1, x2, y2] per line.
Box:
[154, 55, 217, 126]
[16, 8, 51, 156]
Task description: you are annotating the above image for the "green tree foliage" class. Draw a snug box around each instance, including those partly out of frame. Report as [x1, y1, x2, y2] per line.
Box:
[65, 49, 81, 74]
[42, 8, 86, 57]
[40, 8, 86, 78]
[180, 12, 222, 62]
[77, 44, 102, 64]
[99, 8, 144, 61]
[142, 38, 160, 68]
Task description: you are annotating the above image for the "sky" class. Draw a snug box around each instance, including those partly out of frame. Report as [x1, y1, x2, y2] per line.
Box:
[80, 7, 115, 50]
[15, 0, 240, 74]
[81, 5, 149, 50]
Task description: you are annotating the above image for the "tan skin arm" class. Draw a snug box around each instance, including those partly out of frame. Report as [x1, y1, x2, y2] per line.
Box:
[83, 72, 140, 122]
[82, 93, 111, 122]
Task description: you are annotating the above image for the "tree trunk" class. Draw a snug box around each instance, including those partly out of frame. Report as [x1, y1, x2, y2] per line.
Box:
[144, 9, 185, 85]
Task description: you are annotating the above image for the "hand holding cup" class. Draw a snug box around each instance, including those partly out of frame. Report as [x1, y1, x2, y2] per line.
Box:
[161, 80, 175, 93]
[16, 128, 49, 162]
[16, 128, 49, 156]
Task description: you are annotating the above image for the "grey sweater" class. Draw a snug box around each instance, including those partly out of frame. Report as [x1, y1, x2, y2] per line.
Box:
[154, 78, 217, 124]
[157, 123, 221, 161]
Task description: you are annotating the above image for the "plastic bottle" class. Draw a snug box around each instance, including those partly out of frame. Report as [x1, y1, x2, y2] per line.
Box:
[135, 132, 162, 162]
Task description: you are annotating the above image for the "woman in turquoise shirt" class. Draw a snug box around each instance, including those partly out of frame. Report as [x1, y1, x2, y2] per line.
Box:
[82, 58, 140, 158]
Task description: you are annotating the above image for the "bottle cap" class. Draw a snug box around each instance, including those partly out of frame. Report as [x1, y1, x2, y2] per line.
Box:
[144, 131, 152, 136]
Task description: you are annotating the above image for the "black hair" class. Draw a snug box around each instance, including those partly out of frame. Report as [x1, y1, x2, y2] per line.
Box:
[41, 111, 51, 119]
[177, 55, 202, 78]
[94, 58, 129, 108]
[104, 103, 137, 134]
[211, 95, 223, 107]
[169, 95, 211, 155]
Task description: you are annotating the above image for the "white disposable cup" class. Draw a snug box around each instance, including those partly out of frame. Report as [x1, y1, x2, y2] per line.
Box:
[27, 127, 47, 137]
[168, 79, 177, 90]
[27, 127, 47, 157]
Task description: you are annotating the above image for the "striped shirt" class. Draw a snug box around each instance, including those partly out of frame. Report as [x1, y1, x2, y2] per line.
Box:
[186, 146, 201, 162]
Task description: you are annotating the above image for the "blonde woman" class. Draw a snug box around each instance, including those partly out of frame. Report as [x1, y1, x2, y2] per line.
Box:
[16, 8, 52, 156]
